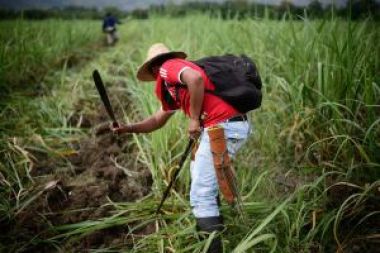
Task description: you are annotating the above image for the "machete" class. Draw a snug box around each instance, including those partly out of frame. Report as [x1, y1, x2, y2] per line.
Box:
[156, 138, 195, 214]
[92, 69, 119, 128]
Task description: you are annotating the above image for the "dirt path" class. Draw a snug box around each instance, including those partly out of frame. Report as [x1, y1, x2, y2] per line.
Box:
[1, 24, 156, 252]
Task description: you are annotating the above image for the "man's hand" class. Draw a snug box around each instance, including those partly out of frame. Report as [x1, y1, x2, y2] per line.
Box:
[110, 123, 132, 135]
[95, 122, 130, 136]
[188, 118, 201, 139]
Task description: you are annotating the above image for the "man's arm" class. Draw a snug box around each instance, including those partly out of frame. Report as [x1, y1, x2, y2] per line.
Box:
[116, 108, 174, 134]
[180, 68, 204, 137]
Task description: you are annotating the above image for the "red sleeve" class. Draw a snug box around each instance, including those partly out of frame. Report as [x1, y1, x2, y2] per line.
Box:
[160, 59, 190, 85]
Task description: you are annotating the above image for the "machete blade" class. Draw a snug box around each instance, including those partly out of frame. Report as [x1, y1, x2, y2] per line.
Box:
[92, 69, 118, 126]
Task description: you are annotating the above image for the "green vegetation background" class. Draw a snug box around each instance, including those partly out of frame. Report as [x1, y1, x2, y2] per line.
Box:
[0, 7, 379, 253]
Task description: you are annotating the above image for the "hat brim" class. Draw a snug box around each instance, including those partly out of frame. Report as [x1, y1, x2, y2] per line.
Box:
[137, 51, 187, 82]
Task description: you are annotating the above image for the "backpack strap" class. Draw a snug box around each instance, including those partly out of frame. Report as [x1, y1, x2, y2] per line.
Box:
[161, 81, 177, 110]
[164, 82, 187, 102]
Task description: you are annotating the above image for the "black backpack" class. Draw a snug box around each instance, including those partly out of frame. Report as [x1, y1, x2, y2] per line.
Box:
[194, 54, 262, 113]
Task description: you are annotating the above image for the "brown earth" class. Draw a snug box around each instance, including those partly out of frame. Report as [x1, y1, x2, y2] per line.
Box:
[3, 92, 154, 252]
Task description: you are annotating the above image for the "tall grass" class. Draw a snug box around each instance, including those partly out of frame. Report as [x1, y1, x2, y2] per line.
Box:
[118, 14, 379, 252]
[0, 18, 104, 251]
[0, 13, 378, 252]
[123, 13, 379, 190]
[0, 19, 101, 92]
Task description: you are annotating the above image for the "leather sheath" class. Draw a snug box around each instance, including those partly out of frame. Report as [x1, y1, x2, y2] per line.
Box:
[207, 126, 236, 204]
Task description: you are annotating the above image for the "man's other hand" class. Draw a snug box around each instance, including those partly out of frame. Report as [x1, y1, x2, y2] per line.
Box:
[188, 118, 201, 139]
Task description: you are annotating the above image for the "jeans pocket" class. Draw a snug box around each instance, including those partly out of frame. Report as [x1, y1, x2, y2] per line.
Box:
[227, 137, 246, 158]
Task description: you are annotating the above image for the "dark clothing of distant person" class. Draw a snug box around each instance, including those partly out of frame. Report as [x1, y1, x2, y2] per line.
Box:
[102, 15, 119, 32]
[102, 14, 120, 46]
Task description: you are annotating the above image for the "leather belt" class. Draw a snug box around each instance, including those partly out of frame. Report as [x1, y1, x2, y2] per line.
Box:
[226, 114, 248, 122]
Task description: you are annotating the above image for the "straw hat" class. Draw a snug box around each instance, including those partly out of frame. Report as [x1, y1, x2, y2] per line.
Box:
[137, 43, 187, 81]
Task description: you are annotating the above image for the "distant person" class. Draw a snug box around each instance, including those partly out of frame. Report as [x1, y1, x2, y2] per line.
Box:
[102, 13, 120, 46]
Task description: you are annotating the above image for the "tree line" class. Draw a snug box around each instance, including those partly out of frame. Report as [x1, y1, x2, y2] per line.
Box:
[0, 0, 379, 21]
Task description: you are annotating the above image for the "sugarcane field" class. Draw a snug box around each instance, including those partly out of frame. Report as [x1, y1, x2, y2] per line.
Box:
[0, 1, 379, 253]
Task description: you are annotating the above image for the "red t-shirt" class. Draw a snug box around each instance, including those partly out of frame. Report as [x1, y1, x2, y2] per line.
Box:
[154, 58, 238, 127]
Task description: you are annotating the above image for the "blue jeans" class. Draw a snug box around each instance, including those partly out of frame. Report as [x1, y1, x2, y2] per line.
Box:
[190, 120, 252, 218]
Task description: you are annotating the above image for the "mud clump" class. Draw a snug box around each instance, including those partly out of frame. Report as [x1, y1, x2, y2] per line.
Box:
[12, 125, 153, 252]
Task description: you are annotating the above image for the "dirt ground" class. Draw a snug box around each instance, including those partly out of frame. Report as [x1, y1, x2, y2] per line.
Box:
[3, 94, 154, 252]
